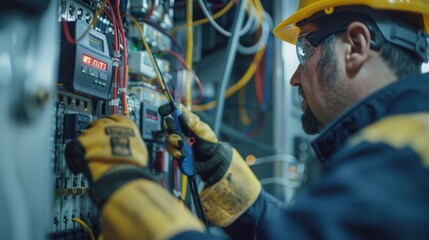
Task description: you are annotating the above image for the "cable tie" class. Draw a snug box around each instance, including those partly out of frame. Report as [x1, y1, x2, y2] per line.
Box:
[109, 99, 120, 106]
[113, 51, 121, 58]
[172, 189, 182, 199]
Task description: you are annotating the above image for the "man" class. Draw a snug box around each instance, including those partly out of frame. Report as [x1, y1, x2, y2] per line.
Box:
[65, 0, 429, 239]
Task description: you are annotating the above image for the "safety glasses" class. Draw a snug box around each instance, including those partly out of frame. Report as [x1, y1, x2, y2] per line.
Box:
[296, 25, 348, 64]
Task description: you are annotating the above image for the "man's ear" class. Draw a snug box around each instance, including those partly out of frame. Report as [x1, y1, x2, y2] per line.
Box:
[343, 22, 372, 77]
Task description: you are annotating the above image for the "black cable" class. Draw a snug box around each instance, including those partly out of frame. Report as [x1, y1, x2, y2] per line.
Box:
[189, 176, 209, 226]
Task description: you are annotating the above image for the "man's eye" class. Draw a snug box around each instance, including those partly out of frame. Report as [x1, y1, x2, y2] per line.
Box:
[298, 47, 306, 56]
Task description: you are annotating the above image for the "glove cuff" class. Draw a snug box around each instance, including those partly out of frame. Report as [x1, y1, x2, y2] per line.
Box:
[200, 149, 261, 227]
[90, 165, 156, 208]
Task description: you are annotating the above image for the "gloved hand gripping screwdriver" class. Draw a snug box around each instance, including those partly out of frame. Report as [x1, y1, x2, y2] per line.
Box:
[154, 59, 208, 226]
[170, 105, 196, 177]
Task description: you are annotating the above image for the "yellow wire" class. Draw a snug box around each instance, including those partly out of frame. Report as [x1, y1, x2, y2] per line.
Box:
[252, 0, 264, 22]
[179, 0, 194, 203]
[226, 47, 265, 96]
[181, 174, 188, 204]
[72, 218, 95, 240]
[125, 14, 173, 104]
[127, 14, 189, 201]
[193, 46, 266, 111]
[186, 0, 193, 109]
[171, 1, 235, 33]
[238, 84, 252, 125]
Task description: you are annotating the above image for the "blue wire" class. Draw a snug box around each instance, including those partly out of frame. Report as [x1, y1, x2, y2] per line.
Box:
[244, 34, 273, 133]
[263, 33, 273, 111]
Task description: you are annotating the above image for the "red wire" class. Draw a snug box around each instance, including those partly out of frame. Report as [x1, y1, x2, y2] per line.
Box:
[116, 0, 128, 116]
[254, 62, 263, 105]
[261, 50, 267, 87]
[103, 9, 113, 22]
[163, 50, 205, 104]
[144, 0, 156, 21]
[247, 51, 268, 136]
[173, 159, 178, 190]
[177, 75, 183, 104]
[246, 113, 266, 137]
[107, 1, 119, 115]
[62, 21, 77, 44]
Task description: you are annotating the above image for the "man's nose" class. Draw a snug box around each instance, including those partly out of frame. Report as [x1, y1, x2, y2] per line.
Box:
[290, 64, 302, 86]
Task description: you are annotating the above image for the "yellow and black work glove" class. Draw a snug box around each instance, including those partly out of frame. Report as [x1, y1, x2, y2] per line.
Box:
[65, 115, 205, 240]
[159, 104, 231, 185]
[159, 104, 262, 227]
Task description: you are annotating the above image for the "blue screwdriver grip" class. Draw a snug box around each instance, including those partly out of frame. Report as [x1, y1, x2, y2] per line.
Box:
[171, 108, 196, 176]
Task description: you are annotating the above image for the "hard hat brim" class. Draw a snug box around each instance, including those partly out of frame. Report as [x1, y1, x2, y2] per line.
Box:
[273, 0, 429, 45]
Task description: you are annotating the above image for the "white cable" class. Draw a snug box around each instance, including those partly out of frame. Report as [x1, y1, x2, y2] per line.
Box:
[237, 11, 273, 55]
[197, 0, 254, 37]
[260, 177, 302, 188]
[239, 6, 258, 36]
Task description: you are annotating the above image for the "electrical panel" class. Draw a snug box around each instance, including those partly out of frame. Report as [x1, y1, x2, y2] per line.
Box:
[52, 1, 175, 239]
[51, 0, 278, 238]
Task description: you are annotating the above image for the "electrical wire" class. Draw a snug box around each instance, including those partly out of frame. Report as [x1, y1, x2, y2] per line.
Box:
[213, 0, 248, 135]
[72, 218, 95, 240]
[126, 14, 174, 104]
[144, 0, 156, 21]
[185, 0, 193, 109]
[103, 9, 114, 23]
[239, 48, 265, 128]
[252, 0, 264, 22]
[192, 46, 266, 111]
[254, 53, 264, 105]
[263, 34, 273, 110]
[62, 0, 109, 44]
[171, 0, 235, 33]
[238, 85, 252, 125]
[223, 46, 266, 97]
[159, 50, 205, 103]
[245, 112, 266, 136]
[197, 0, 255, 37]
[107, 1, 119, 114]
[116, 0, 129, 116]
[238, 11, 272, 55]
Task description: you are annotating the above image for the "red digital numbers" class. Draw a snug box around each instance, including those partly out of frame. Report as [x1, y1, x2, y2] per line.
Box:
[82, 54, 107, 71]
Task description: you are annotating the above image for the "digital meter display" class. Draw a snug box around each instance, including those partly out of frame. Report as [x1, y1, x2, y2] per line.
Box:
[145, 109, 158, 120]
[82, 53, 108, 71]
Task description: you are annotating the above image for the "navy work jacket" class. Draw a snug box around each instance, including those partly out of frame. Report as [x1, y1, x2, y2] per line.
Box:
[173, 72, 429, 240]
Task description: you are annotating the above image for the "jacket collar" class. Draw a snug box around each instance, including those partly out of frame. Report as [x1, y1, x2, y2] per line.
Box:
[311, 72, 429, 165]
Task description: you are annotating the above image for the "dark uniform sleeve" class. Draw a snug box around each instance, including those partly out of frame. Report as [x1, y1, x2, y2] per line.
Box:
[224, 142, 429, 240]
[170, 231, 229, 240]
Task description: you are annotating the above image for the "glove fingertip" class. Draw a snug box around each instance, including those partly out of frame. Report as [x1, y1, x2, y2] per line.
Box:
[64, 140, 87, 174]
[165, 117, 177, 133]
[158, 103, 172, 116]
[178, 114, 193, 134]
[177, 139, 184, 148]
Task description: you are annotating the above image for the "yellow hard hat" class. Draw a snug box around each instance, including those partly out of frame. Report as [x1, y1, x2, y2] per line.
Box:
[273, 0, 429, 45]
